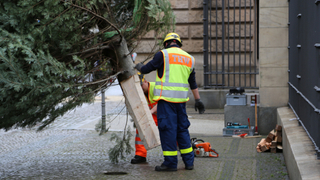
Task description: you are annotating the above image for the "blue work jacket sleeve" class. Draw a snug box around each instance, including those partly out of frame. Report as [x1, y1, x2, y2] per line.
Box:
[141, 51, 164, 75]
[188, 70, 198, 90]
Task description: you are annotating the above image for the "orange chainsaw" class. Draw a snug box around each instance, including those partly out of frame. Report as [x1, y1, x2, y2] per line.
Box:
[191, 138, 219, 158]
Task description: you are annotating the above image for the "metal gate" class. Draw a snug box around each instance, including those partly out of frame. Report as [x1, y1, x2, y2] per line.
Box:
[203, 0, 258, 89]
[288, 0, 320, 158]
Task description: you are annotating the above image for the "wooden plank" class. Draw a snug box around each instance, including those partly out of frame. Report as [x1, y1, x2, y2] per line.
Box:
[258, 138, 266, 148]
[266, 136, 273, 143]
[275, 124, 282, 132]
[277, 135, 282, 143]
[268, 130, 275, 139]
[259, 138, 266, 144]
[243, 135, 262, 138]
[256, 145, 262, 153]
[270, 147, 277, 153]
[120, 75, 160, 150]
[276, 131, 282, 137]
[270, 145, 276, 148]
[261, 145, 269, 152]
[266, 142, 272, 148]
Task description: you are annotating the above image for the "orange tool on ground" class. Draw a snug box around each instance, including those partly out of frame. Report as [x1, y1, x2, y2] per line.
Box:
[239, 133, 248, 137]
[191, 138, 219, 158]
[232, 133, 248, 138]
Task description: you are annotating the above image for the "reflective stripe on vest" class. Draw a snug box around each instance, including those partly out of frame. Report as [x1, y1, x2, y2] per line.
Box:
[147, 82, 157, 109]
[153, 48, 195, 103]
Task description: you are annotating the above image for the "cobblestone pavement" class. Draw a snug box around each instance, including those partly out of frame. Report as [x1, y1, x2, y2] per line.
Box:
[0, 96, 289, 180]
[47, 96, 127, 130]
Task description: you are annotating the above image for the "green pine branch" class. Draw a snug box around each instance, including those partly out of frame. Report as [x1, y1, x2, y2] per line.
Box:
[0, 0, 175, 130]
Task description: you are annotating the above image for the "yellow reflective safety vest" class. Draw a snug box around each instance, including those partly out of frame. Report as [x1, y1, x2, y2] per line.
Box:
[153, 47, 195, 103]
[146, 82, 157, 109]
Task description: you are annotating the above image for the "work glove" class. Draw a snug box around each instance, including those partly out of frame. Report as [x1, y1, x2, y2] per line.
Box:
[195, 99, 205, 114]
[134, 62, 144, 72]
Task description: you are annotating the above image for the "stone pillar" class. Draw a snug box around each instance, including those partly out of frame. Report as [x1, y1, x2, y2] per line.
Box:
[258, 0, 289, 134]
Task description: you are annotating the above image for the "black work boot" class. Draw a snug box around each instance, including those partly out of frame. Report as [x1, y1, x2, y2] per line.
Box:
[185, 165, 194, 170]
[155, 164, 177, 171]
[130, 155, 146, 164]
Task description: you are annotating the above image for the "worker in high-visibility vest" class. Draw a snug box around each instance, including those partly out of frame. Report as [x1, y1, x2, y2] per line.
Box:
[135, 32, 205, 171]
[131, 73, 158, 164]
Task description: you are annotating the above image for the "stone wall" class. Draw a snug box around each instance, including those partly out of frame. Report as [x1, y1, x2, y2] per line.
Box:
[135, 0, 257, 88]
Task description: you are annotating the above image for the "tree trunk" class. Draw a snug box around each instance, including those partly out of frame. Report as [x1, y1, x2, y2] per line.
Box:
[112, 37, 135, 82]
[113, 37, 160, 150]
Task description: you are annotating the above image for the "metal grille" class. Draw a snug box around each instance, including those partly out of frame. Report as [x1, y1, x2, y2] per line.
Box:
[288, 0, 320, 159]
[203, 0, 258, 89]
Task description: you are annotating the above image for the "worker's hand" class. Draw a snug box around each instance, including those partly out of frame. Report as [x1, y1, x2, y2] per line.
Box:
[134, 62, 144, 72]
[195, 99, 205, 114]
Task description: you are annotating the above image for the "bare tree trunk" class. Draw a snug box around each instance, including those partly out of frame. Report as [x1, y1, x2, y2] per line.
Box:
[112, 37, 135, 82]
[112, 36, 160, 150]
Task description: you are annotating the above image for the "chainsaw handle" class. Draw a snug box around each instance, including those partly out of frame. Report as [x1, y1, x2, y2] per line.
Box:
[209, 148, 219, 158]
[191, 138, 205, 149]
[191, 138, 205, 144]
[210, 148, 218, 154]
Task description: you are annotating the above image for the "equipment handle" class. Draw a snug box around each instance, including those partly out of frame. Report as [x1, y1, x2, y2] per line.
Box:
[209, 148, 219, 158]
[194, 139, 205, 143]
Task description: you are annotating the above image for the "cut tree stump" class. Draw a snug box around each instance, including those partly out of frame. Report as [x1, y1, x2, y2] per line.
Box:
[120, 74, 160, 150]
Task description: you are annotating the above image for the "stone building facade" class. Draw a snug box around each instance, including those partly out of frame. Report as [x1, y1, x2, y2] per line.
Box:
[135, 1, 320, 178]
[136, 0, 256, 88]
[135, 0, 210, 86]
[135, 0, 289, 134]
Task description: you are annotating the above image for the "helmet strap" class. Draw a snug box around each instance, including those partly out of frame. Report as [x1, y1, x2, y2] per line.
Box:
[164, 40, 177, 48]
[164, 41, 171, 49]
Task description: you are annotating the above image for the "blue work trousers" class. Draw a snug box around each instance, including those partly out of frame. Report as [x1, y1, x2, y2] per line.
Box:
[157, 100, 194, 168]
